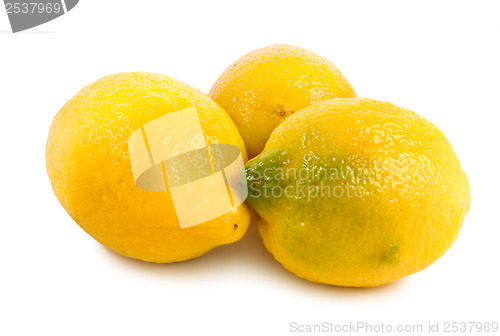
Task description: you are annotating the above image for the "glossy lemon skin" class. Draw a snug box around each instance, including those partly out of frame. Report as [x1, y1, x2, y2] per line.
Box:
[46, 72, 251, 263]
[209, 44, 357, 158]
[246, 98, 470, 287]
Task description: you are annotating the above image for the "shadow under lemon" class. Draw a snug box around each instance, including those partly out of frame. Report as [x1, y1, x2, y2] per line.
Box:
[101, 213, 408, 296]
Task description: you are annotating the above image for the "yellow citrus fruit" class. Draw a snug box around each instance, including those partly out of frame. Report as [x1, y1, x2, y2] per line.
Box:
[46, 72, 251, 263]
[245, 98, 470, 287]
[209, 44, 357, 159]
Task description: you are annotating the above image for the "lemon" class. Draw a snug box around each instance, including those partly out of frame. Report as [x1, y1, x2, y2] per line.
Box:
[46, 72, 251, 263]
[245, 98, 470, 287]
[209, 44, 357, 158]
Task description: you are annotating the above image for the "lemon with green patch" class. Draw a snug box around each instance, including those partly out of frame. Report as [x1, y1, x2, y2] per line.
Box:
[246, 98, 470, 287]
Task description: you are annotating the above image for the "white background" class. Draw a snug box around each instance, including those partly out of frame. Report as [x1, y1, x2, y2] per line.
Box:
[1, 1, 499, 335]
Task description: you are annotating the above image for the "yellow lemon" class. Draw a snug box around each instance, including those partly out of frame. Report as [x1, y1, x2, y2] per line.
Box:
[209, 44, 357, 158]
[245, 98, 470, 287]
[46, 72, 251, 263]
